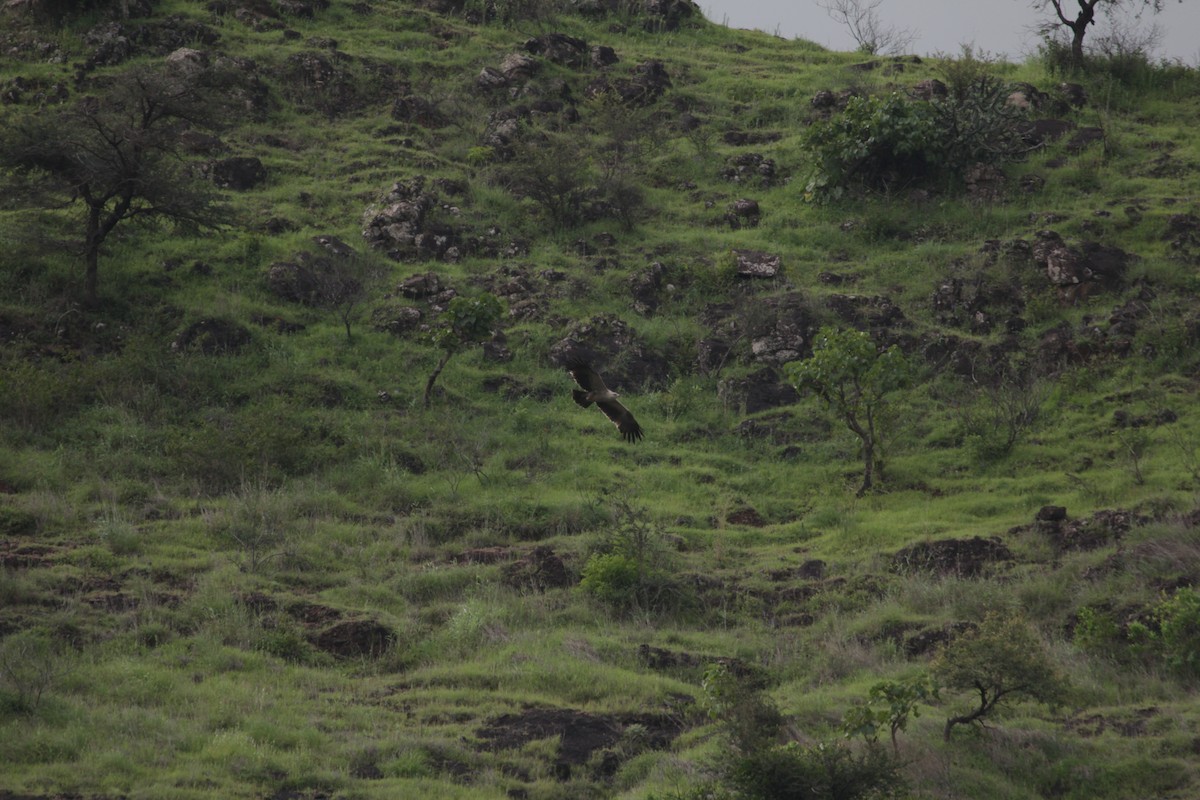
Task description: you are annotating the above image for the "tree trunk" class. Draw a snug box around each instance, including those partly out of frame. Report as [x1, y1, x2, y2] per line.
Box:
[943, 684, 1000, 741]
[84, 203, 102, 306]
[857, 435, 875, 497]
[423, 350, 454, 408]
[1070, 25, 1087, 67]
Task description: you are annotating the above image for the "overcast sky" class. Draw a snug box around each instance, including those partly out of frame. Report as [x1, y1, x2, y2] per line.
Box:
[698, 1, 1200, 63]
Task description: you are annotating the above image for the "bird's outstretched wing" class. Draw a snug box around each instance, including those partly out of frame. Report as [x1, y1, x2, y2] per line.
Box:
[564, 360, 644, 442]
[597, 399, 644, 443]
[566, 360, 606, 394]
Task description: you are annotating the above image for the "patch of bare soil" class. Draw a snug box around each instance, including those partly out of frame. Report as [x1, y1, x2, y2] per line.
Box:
[0, 793, 125, 800]
[0, 540, 59, 568]
[308, 618, 394, 658]
[891, 536, 1014, 577]
[476, 706, 684, 779]
[1062, 706, 1159, 737]
[637, 644, 764, 685]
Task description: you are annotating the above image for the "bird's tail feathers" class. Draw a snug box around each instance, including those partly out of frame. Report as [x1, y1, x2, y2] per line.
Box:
[572, 390, 593, 408]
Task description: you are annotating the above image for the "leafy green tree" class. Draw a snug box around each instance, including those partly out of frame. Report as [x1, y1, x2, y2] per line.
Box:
[933, 613, 1067, 741]
[0, 64, 235, 305]
[842, 673, 939, 753]
[786, 327, 911, 496]
[423, 293, 504, 408]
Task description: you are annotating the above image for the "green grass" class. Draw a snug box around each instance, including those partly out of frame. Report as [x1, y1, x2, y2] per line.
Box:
[2, 1, 1200, 798]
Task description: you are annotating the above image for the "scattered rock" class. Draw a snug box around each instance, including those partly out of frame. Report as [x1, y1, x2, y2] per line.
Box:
[731, 249, 780, 279]
[584, 59, 671, 106]
[727, 507, 766, 527]
[722, 130, 782, 146]
[309, 618, 394, 658]
[725, 198, 760, 229]
[965, 163, 1006, 202]
[590, 45, 619, 68]
[636, 644, 758, 680]
[477, 706, 683, 779]
[904, 621, 978, 657]
[1048, 509, 1147, 553]
[1022, 118, 1075, 147]
[722, 153, 778, 186]
[1057, 82, 1087, 107]
[392, 94, 443, 127]
[171, 318, 252, 354]
[910, 78, 946, 100]
[371, 303, 422, 335]
[720, 368, 801, 413]
[523, 32, 589, 67]
[502, 546, 571, 592]
[207, 155, 268, 190]
[549, 314, 671, 392]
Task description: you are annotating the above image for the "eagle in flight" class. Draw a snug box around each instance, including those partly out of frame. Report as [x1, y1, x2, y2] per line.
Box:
[566, 361, 644, 443]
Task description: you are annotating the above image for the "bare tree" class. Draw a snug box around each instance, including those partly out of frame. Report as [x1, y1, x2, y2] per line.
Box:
[1033, 0, 1176, 67]
[816, 0, 918, 55]
[0, 63, 236, 305]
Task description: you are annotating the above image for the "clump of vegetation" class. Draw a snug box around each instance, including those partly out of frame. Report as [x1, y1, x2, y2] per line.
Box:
[1076, 588, 1200, 679]
[0, 629, 73, 713]
[579, 496, 688, 616]
[842, 673, 939, 753]
[423, 293, 504, 407]
[802, 48, 1031, 199]
[787, 327, 912, 496]
[933, 614, 1068, 741]
[695, 664, 906, 800]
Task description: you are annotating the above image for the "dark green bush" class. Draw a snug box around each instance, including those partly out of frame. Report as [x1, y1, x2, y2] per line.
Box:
[579, 497, 690, 616]
[728, 742, 904, 800]
[802, 93, 935, 200]
[803, 65, 1030, 200]
[1154, 588, 1200, 679]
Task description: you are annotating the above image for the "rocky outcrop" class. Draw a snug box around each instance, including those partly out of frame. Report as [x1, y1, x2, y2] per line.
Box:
[584, 59, 671, 106]
[206, 156, 267, 190]
[1033, 230, 1130, 303]
[171, 318, 252, 354]
[731, 248, 780, 279]
[549, 314, 670, 391]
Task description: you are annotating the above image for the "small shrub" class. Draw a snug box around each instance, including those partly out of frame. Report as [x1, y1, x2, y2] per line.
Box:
[802, 54, 1031, 201]
[578, 497, 689, 616]
[1073, 605, 1126, 655]
[701, 663, 783, 754]
[933, 613, 1067, 741]
[0, 629, 73, 713]
[842, 673, 939, 753]
[258, 625, 318, 664]
[955, 371, 1047, 464]
[0, 504, 37, 537]
[1154, 588, 1200, 680]
[727, 741, 905, 800]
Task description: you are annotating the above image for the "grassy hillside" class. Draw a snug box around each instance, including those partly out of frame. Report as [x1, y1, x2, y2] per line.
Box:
[1, 1, 1199, 798]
